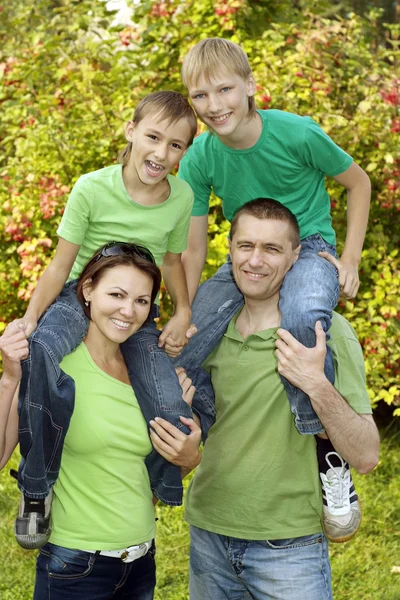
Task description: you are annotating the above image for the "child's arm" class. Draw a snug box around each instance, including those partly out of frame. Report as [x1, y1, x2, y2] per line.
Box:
[332, 162, 371, 299]
[158, 251, 192, 355]
[0, 324, 27, 469]
[181, 215, 209, 304]
[13, 238, 80, 337]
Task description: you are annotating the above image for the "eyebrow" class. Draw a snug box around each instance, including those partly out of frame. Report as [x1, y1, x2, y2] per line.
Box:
[236, 240, 284, 251]
[146, 128, 187, 146]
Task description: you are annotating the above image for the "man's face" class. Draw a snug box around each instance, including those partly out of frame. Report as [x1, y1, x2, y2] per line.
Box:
[230, 214, 300, 302]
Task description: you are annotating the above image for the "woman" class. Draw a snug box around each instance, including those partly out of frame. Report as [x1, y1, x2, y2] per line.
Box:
[0, 242, 201, 600]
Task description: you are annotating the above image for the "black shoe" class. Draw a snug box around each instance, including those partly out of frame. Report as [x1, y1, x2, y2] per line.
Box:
[10, 470, 52, 550]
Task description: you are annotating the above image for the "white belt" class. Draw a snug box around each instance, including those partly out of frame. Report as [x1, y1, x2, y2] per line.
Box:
[84, 540, 152, 563]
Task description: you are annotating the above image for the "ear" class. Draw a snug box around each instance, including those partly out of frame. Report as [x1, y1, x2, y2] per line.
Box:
[125, 120, 135, 142]
[293, 244, 301, 264]
[247, 75, 256, 98]
[82, 278, 93, 303]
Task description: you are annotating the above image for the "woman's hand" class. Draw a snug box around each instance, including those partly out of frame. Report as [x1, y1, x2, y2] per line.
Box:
[149, 416, 202, 475]
[0, 322, 29, 382]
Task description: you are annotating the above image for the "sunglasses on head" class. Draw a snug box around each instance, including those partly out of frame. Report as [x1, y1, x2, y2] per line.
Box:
[95, 242, 156, 264]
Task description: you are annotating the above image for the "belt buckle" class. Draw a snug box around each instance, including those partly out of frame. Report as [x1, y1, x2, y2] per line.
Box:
[120, 550, 130, 562]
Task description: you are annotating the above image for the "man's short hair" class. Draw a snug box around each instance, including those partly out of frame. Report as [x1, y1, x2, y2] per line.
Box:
[181, 38, 256, 116]
[230, 198, 301, 248]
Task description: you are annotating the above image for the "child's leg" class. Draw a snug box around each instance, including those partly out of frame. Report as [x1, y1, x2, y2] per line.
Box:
[279, 235, 360, 541]
[178, 260, 244, 373]
[121, 305, 194, 506]
[278, 234, 340, 434]
[16, 281, 88, 548]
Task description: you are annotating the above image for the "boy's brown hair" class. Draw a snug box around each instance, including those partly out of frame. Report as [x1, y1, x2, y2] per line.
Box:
[181, 38, 256, 116]
[118, 90, 198, 166]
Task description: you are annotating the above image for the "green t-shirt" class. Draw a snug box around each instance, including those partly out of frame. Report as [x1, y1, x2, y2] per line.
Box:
[185, 312, 371, 540]
[57, 164, 194, 278]
[50, 342, 156, 550]
[178, 110, 353, 246]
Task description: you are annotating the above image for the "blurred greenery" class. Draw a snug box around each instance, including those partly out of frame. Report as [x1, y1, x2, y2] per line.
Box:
[1, 426, 399, 599]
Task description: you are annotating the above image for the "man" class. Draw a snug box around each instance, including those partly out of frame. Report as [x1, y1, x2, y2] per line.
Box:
[152, 198, 379, 600]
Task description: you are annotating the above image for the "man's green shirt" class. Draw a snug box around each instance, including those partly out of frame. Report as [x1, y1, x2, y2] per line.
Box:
[185, 312, 371, 540]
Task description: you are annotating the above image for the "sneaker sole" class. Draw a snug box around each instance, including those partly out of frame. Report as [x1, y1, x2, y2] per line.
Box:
[324, 502, 362, 544]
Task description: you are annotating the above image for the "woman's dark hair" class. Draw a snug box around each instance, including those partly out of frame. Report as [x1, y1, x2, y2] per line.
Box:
[76, 244, 162, 319]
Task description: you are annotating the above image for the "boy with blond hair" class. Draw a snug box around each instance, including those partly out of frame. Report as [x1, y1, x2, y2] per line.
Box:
[178, 38, 371, 543]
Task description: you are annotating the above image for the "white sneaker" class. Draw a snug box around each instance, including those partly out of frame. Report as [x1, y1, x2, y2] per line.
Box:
[320, 452, 361, 543]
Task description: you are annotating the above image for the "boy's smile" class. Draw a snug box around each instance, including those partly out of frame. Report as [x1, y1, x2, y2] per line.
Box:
[125, 112, 192, 187]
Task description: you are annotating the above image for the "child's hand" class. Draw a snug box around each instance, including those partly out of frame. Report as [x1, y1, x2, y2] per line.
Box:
[0, 322, 29, 382]
[158, 315, 197, 357]
[8, 316, 38, 338]
[318, 252, 360, 300]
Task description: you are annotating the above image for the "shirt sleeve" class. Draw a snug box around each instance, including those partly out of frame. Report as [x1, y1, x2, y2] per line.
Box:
[178, 149, 212, 217]
[329, 321, 372, 415]
[300, 117, 353, 177]
[57, 176, 91, 245]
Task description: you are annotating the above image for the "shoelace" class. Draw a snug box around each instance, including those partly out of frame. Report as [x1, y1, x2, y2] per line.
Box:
[323, 452, 351, 509]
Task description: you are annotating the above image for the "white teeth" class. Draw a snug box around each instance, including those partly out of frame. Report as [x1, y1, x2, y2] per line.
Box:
[211, 113, 230, 123]
[147, 160, 163, 170]
[111, 318, 130, 329]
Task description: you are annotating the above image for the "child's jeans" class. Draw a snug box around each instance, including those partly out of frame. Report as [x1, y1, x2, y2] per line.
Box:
[179, 234, 340, 438]
[17, 281, 192, 505]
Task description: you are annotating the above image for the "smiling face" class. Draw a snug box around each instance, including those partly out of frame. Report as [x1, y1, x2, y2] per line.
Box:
[230, 214, 301, 303]
[125, 111, 193, 185]
[84, 264, 153, 347]
[188, 70, 255, 138]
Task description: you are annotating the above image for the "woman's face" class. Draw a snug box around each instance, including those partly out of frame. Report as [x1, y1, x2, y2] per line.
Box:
[84, 264, 153, 345]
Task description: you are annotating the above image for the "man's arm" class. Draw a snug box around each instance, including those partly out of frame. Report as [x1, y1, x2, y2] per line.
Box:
[332, 161, 371, 299]
[275, 321, 379, 474]
[181, 215, 209, 305]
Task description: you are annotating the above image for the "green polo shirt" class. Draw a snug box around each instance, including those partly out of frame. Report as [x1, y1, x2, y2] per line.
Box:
[185, 312, 371, 540]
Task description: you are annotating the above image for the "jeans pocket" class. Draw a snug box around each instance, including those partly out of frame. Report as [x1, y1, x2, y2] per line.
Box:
[263, 533, 324, 550]
[45, 544, 95, 580]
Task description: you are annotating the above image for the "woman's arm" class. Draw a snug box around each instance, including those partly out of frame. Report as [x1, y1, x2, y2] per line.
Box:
[13, 238, 80, 337]
[0, 324, 27, 468]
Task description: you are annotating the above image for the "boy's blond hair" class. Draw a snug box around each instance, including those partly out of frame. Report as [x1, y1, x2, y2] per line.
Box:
[181, 38, 256, 116]
[119, 90, 198, 166]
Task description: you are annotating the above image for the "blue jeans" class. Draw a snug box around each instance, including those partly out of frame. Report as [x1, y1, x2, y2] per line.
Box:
[33, 542, 156, 600]
[189, 526, 333, 600]
[179, 234, 339, 436]
[17, 281, 192, 504]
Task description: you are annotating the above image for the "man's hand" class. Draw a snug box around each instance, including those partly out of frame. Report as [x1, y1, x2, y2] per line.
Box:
[0, 322, 29, 382]
[275, 321, 327, 396]
[175, 367, 196, 406]
[159, 316, 197, 358]
[319, 251, 359, 300]
[149, 416, 202, 472]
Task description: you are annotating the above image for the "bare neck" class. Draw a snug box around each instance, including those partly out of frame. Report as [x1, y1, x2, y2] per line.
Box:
[236, 293, 281, 338]
[219, 111, 262, 150]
